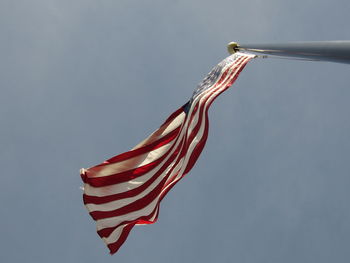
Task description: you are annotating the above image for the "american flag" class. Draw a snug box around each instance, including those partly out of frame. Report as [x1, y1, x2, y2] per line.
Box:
[80, 52, 255, 254]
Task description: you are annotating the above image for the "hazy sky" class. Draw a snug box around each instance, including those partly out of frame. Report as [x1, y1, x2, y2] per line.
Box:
[1, 0, 350, 262]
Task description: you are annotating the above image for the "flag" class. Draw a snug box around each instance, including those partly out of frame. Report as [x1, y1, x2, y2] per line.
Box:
[80, 52, 255, 254]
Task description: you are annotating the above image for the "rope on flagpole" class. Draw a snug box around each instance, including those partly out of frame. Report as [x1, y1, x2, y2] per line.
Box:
[259, 55, 319, 62]
[247, 53, 318, 62]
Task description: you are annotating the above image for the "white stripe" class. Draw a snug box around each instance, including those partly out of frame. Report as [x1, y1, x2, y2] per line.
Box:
[88, 142, 174, 178]
[102, 224, 124, 245]
[103, 199, 160, 245]
[162, 56, 251, 190]
[186, 104, 200, 135]
[86, 112, 185, 177]
[131, 112, 186, 150]
[86, 152, 181, 212]
[148, 204, 159, 222]
[84, 141, 178, 197]
[96, 195, 160, 232]
[163, 103, 207, 188]
[84, 115, 192, 198]
[205, 56, 251, 106]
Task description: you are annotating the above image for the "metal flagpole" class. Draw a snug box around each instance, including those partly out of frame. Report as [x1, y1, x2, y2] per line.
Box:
[227, 41, 350, 64]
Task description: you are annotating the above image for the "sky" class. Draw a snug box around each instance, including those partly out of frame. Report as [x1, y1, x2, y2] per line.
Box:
[1, 0, 350, 262]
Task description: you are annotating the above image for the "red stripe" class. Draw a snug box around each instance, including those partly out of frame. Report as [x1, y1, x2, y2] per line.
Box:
[184, 114, 209, 174]
[184, 57, 251, 173]
[87, 155, 167, 187]
[104, 202, 161, 254]
[97, 205, 160, 239]
[179, 58, 246, 173]
[94, 106, 185, 166]
[159, 93, 209, 188]
[160, 99, 208, 189]
[90, 124, 182, 174]
[187, 101, 199, 125]
[86, 127, 182, 187]
[183, 57, 252, 175]
[107, 223, 135, 254]
[162, 56, 249, 188]
[105, 125, 181, 165]
[83, 136, 185, 204]
[207, 56, 251, 108]
[90, 173, 169, 220]
[162, 103, 188, 125]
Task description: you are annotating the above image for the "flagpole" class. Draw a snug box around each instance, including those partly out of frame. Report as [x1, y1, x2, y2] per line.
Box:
[227, 41, 350, 64]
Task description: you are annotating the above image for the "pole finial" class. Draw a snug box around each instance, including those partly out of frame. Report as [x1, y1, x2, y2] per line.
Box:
[227, 42, 240, 54]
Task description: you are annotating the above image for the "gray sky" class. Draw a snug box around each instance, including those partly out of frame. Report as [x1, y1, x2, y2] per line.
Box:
[1, 0, 350, 262]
